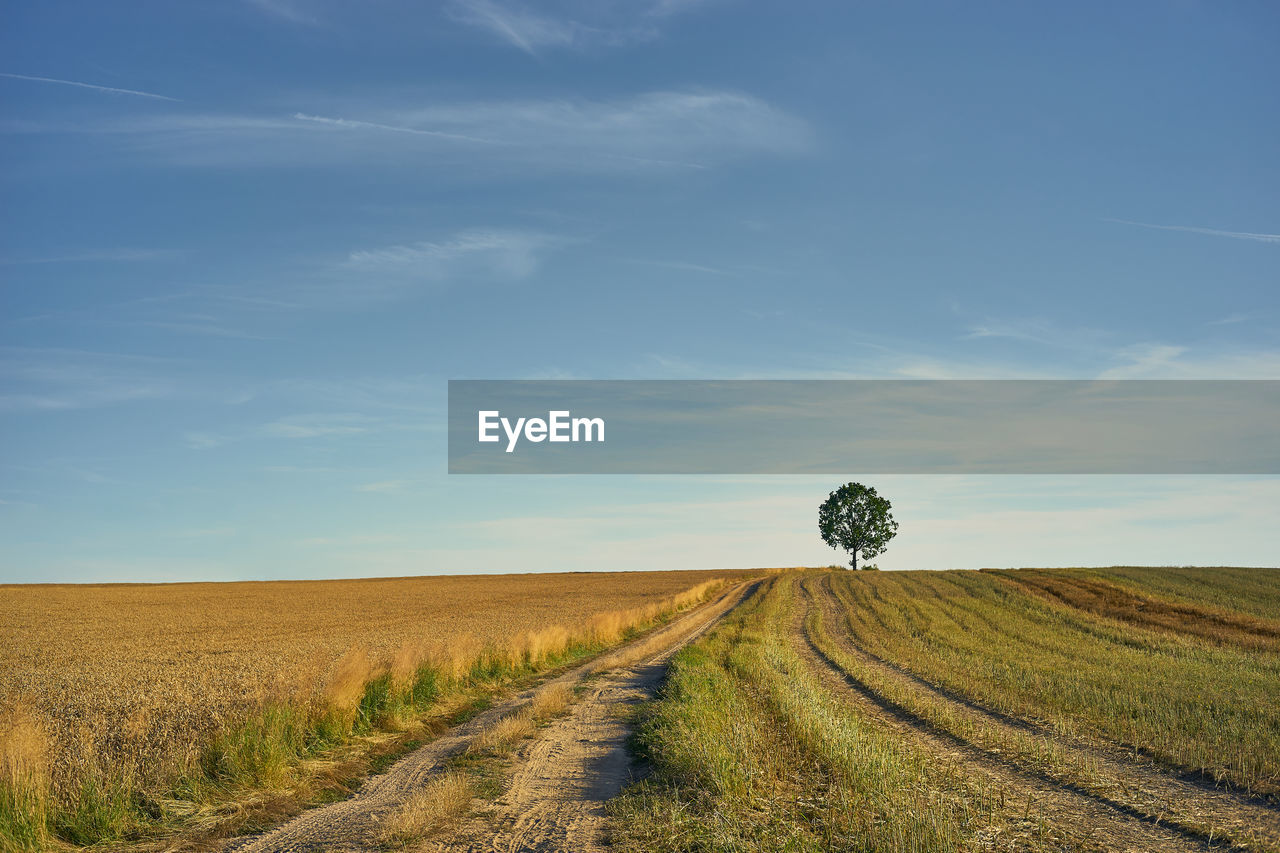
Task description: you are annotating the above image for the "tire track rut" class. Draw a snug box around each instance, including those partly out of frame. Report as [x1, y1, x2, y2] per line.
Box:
[793, 577, 1214, 853]
[812, 575, 1280, 851]
[422, 581, 757, 853]
[836, 573, 1280, 804]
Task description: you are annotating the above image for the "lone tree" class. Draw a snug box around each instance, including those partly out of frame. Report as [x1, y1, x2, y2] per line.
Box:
[818, 482, 898, 570]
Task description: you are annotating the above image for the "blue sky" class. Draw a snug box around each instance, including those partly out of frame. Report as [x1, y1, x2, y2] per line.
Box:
[1, 1, 1277, 582]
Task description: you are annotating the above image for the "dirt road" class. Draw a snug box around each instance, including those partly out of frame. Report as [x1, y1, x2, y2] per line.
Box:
[424, 582, 750, 853]
[225, 581, 754, 853]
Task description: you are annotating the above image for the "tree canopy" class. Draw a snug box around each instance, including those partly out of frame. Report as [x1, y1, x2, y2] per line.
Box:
[818, 482, 898, 570]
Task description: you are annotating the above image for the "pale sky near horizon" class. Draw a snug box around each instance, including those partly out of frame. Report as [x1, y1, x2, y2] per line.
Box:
[1, 2, 1277, 582]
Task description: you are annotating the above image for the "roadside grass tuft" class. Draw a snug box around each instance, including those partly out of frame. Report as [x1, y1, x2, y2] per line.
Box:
[199, 701, 311, 787]
[468, 708, 536, 756]
[0, 707, 48, 853]
[378, 771, 474, 848]
[51, 772, 136, 847]
[468, 681, 576, 758]
[528, 681, 574, 721]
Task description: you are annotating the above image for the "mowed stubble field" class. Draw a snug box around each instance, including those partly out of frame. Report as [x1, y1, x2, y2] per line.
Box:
[0, 569, 741, 849]
[611, 566, 1280, 853]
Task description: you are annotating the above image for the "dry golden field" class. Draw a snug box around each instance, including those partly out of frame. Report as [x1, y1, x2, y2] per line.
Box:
[0, 569, 740, 848]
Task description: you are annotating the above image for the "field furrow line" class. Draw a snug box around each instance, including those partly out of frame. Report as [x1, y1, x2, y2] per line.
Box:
[812, 575, 1280, 851]
[822, 575, 1280, 813]
[792, 577, 1217, 853]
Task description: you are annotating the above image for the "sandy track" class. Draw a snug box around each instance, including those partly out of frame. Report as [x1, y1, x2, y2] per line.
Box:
[793, 578, 1212, 853]
[812, 575, 1280, 850]
[422, 581, 756, 853]
[224, 581, 754, 853]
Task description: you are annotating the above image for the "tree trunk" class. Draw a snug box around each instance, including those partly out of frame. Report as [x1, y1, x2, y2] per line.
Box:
[850, 550, 858, 571]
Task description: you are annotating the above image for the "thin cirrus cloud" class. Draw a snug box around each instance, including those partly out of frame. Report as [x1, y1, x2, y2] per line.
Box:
[1097, 344, 1280, 380]
[260, 228, 560, 309]
[446, 0, 711, 54]
[243, 0, 321, 26]
[312, 90, 809, 166]
[960, 317, 1280, 379]
[449, 0, 587, 54]
[184, 413, 380, 450]
[0, 248, 179, 265]
[292, 113, 499, 145]
[0, 348, 176, 413]
[259, 413, 376, 439]
[1106, 218, 1280, 245]
[13, 91, 809, 172]
[355, 480, 409, 493]
[0, 72, 180, 102]
[623, 258, 731, 275]
[344, 229, 559, 282]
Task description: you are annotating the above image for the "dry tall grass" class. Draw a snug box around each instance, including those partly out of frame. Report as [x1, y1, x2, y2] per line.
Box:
[527, 681, 574, 720]
[469, 680, 578, 757]
[469, 708, 537, 756]
[378, 771, 474, 847]
[0, 569, 738, 850]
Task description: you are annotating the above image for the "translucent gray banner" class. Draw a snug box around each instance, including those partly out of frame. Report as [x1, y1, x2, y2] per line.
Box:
[447, 380, 1278, 474]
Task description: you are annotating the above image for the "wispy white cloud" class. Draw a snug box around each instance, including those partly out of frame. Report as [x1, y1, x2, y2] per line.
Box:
[0, 72, 179, 101]
[0, 348, 176, 412]
[447, 0, 712, 54]
[260, 413, 376, 439]
[1096, 344, 1187, 379]
[624, 258, 730, 275]
[1106, 218, 1280, 244]
[262, 377, 440, 414]
[393, 90, 808, 160]
[958, 315, 1280, 379]
[344, 229, 558, 282]
[648, 0, 719, 16]
[0, 248, 178, 265]
[14, 90, 808, 173]
[1097, 344, 1280, 379]
[944, 341, 1280, 380]
[185, 413, 384, 451]
[448, 0, 581, 54]
[624, 321, 1280, 381]
[962, 317, 1110, 352]
[290, 92, 801, 170]
[292, 112, 498, 144]
[184, 432, 230, 450]
[244, 0, 320, 26]
[447, 0, 722, 54]
[356, 480, 408, 493]
[10, 288, 285, 342]
[130, 316, 278, 340]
